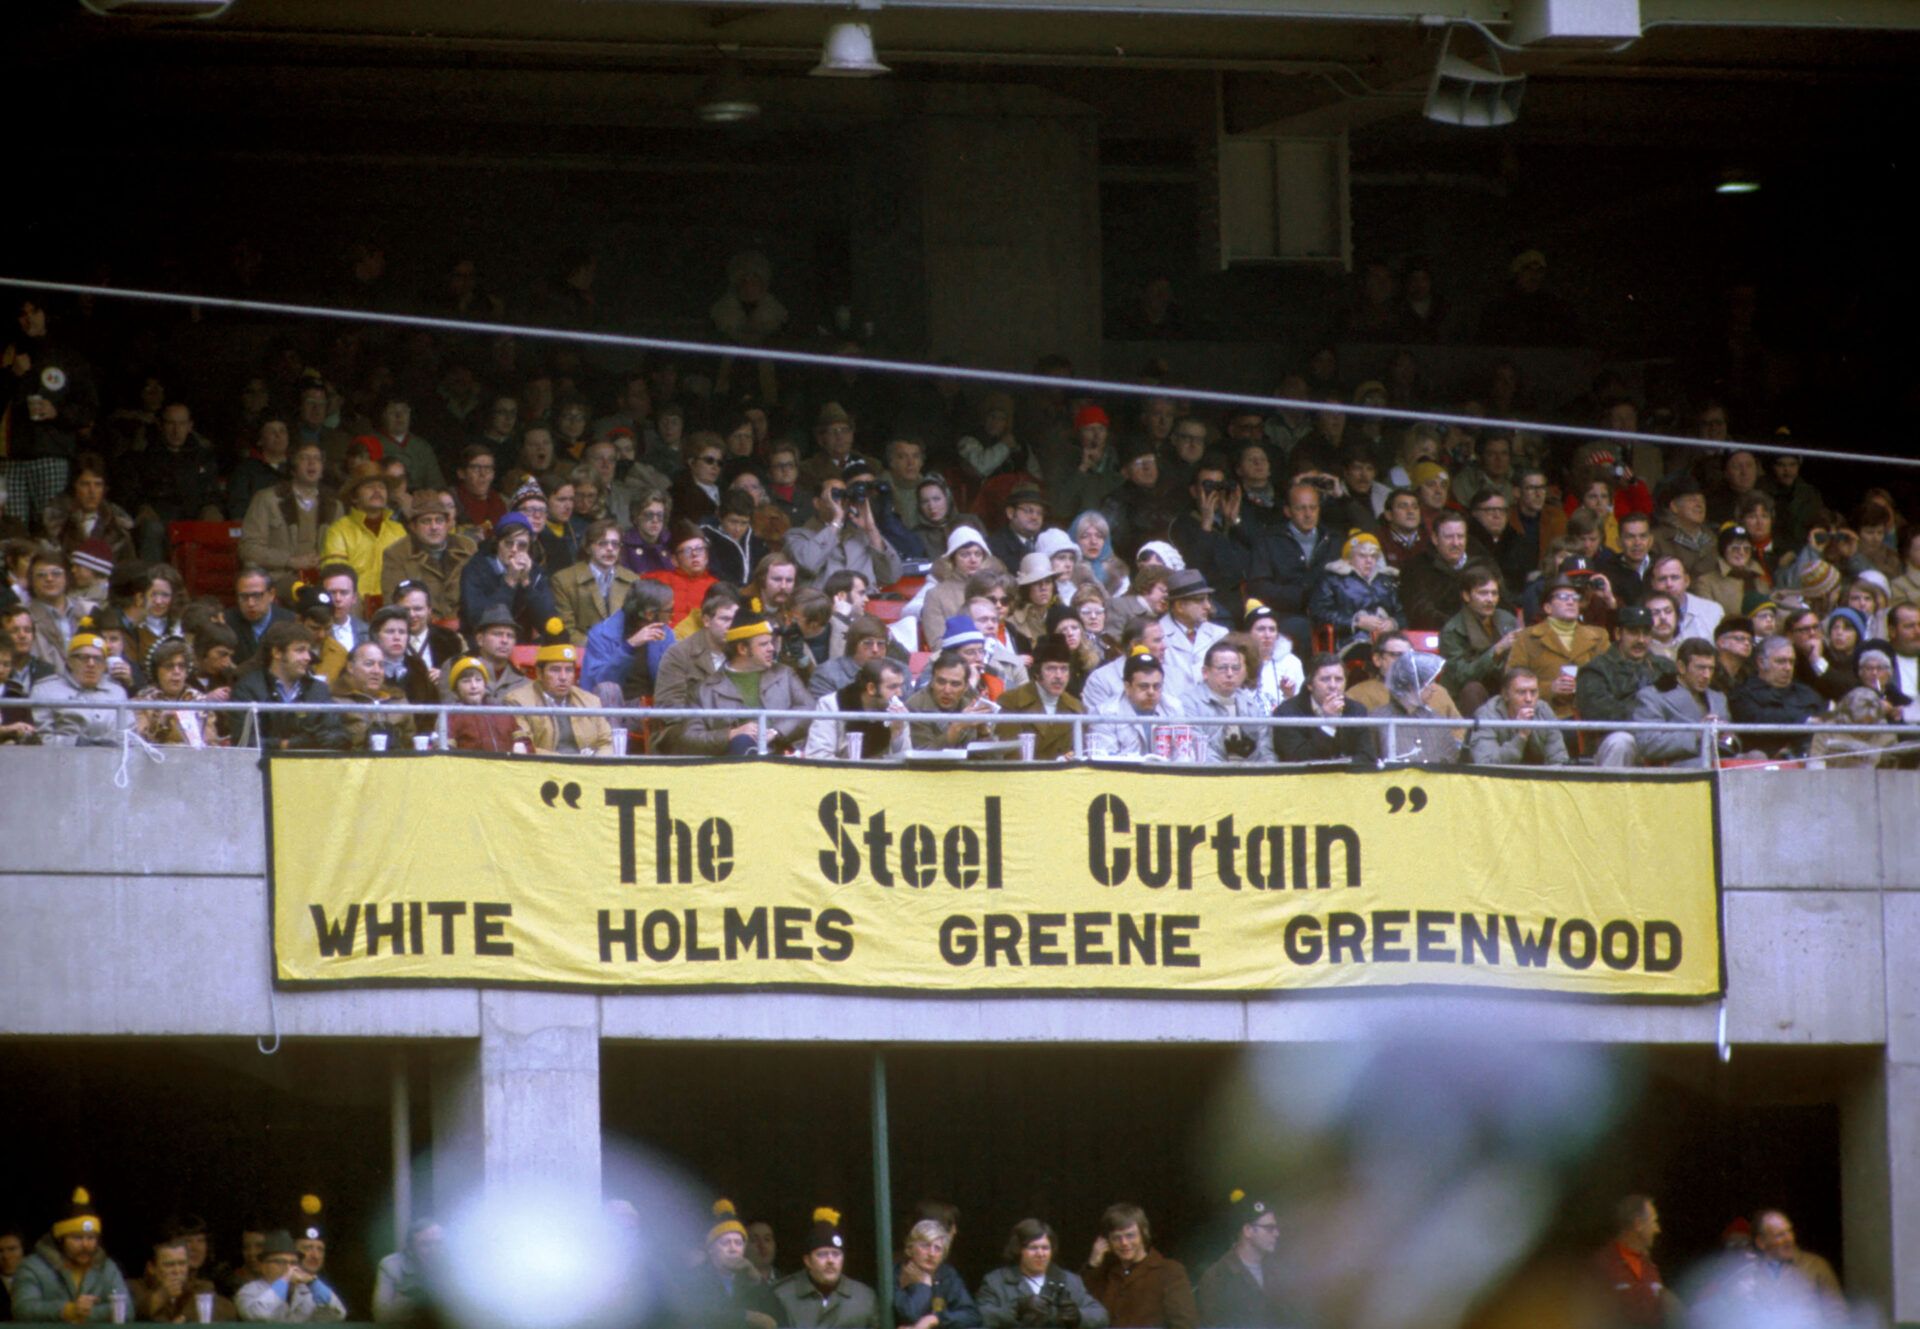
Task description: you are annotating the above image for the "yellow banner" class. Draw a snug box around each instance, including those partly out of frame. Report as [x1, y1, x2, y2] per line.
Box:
[267, 756, 1721, 997]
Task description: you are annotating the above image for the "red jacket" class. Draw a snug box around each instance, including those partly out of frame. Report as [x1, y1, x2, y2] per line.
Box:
[1591, 1242, 1666, 1326]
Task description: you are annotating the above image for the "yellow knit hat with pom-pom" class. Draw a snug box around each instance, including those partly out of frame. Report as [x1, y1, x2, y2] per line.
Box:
[805, 1205, 846, 1254]
[53, 1186, 102, 1238]
[707, 1198, 747, 1246]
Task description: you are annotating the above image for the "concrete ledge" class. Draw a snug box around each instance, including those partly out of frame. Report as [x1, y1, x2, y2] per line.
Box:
[0, 747, 266, 876]
[0, 875, 479, 1038]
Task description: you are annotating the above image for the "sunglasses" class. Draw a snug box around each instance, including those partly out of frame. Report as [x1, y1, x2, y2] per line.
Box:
[696, 454, 723, 466]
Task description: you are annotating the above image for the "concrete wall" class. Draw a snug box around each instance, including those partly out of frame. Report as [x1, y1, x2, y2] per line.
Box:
[4, 752, 1916, 1320]
[1, 753, 1913, 1045]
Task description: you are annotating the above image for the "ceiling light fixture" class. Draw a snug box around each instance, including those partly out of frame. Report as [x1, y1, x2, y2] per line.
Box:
[811, 22, 890, 78]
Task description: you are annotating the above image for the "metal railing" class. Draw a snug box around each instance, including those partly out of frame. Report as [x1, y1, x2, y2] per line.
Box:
[16, 695, 1920, 768]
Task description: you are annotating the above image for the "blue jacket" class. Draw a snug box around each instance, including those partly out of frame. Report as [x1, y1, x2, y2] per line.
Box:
[894, 1264, 981, 1329]
[1308, 561, 1402, 645]
[581, 616, 676, 694]
[459, 552, 557, 638]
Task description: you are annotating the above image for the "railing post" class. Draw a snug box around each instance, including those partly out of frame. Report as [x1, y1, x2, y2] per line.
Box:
[756, 708, 772, 755]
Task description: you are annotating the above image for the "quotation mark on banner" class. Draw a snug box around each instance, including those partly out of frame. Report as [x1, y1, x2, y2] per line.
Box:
[540, 780, 583, 809]
[1384, 786, 1428, 814]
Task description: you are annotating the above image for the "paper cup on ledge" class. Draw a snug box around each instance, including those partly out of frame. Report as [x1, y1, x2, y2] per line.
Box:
[845, 732, 865, 761]
[1018, 733, 1036, 762]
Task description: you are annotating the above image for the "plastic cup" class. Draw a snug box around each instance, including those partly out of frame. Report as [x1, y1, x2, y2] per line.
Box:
[412, 734, 432, 751]
[368, 732, 389, 752]
[110, 1293, 127, 1325]
[1018, 733, 1036, 762]
[845, 732, 865, 761]
[196, 1293, 215, 1323]
[610, 729, 629, 757]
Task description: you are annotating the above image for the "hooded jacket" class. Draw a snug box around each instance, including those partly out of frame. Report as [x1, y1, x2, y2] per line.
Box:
[11, 1233, 130, 1322]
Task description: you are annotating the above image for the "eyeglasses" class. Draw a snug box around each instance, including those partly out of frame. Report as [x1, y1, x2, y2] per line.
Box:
[696, 454, 723, 466]
[987, 595, 1010, 605]
[769, 458, 798, 470]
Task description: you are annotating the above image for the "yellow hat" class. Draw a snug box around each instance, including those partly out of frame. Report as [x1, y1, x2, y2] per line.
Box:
[724, 599, 773, 643]
[536, 642, 579, 666]
[448, 656, 487, 688]
[1342, 529, 1382, 562]
[1410, 460, 1449, 489]
[67, 633, 106, 657]
[707, 1198, 747, 1246]
[52, 1187, 101, 1239]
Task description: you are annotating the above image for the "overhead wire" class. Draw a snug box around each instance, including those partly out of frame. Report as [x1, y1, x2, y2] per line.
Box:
[4, 274, 1915, 471]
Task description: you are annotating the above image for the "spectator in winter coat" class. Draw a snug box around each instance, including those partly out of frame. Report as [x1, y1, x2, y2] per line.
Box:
[236, 1230, 346, 1323]
[1082, 1205, 1195, 1329]
[1308, 530, 1401, 650]
[9, 1189, 129, 1323]
[1594, 637, 1730, 768]
[1729, 634, 1826, 756]
[1466, 667, 1569, 766]
[1194, 1196, 1286, 1329]
[459, 513, 557, 640]
[28, 631, 131, 746]
[232, 622, 349, 751]
[1272, 654, 1371, 764]
[770, 1209, 878, 1329]
[894, 1221, 980, 1329]
[979, 1220, 1109, 1329]
[320, 466, 407, 599]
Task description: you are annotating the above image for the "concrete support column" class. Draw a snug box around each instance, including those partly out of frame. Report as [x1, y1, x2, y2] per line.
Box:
[429, 992, 602, 1208]
[1853, 893, 1920, 1324]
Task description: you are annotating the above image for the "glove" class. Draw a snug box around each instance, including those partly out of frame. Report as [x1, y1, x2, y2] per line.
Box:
[1055, 1297, 1082, 1328]
[1015, 1295, 1048, 1326]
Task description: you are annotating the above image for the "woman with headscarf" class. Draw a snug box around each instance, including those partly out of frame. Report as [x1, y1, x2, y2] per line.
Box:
[915, 476, 965, 556]
[1069, 511, 1131, 597]
[1377, 650, 1458, 764]
[1308, 530, 1401, 652]
[1808, 686, 1902, 769]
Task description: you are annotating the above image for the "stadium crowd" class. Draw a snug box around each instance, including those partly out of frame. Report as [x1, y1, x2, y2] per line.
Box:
[4, 262, 1918, 765]
[0, 1188, 1851, 1329]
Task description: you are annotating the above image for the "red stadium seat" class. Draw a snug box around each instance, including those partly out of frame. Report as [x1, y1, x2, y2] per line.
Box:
[509, 645, 540, 679]
[1406, 630, 1442, 653]
[168, 521, 244, 602]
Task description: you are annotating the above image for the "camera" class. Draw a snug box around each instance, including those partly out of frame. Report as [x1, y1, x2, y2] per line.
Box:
[844, 479, 890, 506]
[1199, 479, 1231, 495]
